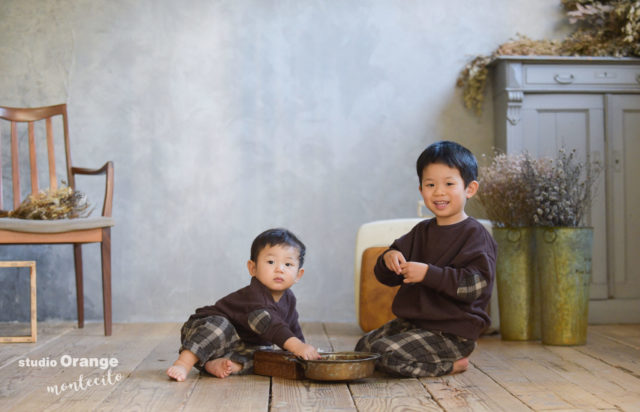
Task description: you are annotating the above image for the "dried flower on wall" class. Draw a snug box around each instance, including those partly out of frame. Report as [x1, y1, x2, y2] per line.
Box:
[458, 0, 640, 114]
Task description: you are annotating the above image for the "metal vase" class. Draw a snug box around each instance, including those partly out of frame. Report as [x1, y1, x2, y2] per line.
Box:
[536, 227, 593, 346]
[494, 227, 540, 341]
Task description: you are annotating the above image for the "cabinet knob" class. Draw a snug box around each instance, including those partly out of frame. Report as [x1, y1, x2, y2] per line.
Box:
[554, 74, 575, 84]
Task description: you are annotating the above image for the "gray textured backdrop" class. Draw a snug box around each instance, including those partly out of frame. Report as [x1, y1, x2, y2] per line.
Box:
[0, 1, 568, 324]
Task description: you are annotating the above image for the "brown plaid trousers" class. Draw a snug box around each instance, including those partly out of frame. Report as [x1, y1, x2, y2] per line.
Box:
[180, 315, 272, 374]
[355, 318, 475, 377]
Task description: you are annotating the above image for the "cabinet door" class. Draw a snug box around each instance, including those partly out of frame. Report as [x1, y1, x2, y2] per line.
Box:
[518, 94, 608, 299]
[606, 95, 640, 299]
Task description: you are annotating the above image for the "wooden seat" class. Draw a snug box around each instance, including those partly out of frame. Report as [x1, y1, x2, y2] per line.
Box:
[0, 104, 114, 336]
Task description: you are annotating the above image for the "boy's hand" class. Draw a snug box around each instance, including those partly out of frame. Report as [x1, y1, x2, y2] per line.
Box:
[283, 337, 321, 360]
[399, 262, 428, 283]
[383, 250, 407, 275]
[294, 343, 321, 360]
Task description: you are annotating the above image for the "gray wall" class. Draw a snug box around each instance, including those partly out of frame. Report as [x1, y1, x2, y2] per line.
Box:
[0, 0, 568, 323]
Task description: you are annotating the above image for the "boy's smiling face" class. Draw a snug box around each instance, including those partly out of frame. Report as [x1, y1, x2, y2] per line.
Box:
[420, 163, 478, 226]
[247, 244, 304, 302]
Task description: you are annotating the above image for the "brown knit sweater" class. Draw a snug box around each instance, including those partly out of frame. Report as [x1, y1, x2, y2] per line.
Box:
[375, 217, 497, 340]
[187, 277, 304, 348]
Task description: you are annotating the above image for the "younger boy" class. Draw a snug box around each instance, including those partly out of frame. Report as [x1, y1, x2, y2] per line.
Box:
[355, 140, 497, 377]
[167, 228, 320, 381]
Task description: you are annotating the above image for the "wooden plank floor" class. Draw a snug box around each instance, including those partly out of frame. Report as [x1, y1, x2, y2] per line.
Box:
[0, 322, 639, 411]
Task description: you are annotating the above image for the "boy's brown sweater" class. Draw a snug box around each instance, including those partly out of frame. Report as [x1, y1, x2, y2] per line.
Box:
[188, 277, 304, 348]
[375, 217, 497, 340]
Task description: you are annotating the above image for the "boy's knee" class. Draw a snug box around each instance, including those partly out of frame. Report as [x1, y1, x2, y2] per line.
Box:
[204, 316, 239, 338]
[354, 335, 369, 352]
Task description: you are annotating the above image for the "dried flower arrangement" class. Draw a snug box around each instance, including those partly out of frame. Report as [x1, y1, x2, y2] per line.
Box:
[457, 0, 640, 114]
[0, 186, 91, 220]
[477, 152, 540, 228]
[478, 149, 600, 228]
[531, 149, 600, 227]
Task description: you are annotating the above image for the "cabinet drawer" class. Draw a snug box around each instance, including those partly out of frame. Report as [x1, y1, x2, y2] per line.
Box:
[524, 64, 640, 88]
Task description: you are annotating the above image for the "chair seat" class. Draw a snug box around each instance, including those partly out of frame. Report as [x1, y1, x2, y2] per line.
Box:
[0, 217, 114, 233]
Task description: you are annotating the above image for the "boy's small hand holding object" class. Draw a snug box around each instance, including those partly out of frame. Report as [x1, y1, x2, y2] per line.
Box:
[384, 250, 407, 274]
[399, 262, 428, 283]
[384, 250, 428, 283]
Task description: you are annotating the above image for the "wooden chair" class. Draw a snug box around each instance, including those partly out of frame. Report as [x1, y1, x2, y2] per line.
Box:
[0, 104, 114, 336]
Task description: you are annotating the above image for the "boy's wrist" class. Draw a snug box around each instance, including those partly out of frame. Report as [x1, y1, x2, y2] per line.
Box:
[283, 336, 303, 353]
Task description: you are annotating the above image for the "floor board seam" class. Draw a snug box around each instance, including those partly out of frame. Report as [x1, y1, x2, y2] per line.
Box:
[468, 360, 535, 411]
[590, 329, 640, 350]
[573, 346, 640, 379]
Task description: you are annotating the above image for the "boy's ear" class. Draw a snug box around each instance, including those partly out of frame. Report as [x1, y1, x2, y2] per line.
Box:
[295, 268, 305, 282]
[465, 180, 479, 198]
[247, 260, 257, 277]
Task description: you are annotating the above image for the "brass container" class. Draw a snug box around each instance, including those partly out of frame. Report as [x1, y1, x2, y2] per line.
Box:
[291, 352, 380, 381]
[494, 227, 540, 341]
[536, 227, 593, 346]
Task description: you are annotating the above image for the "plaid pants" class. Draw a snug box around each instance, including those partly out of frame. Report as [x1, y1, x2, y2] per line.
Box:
[355, 318, 475, 377]
[180, 315, 271, 374]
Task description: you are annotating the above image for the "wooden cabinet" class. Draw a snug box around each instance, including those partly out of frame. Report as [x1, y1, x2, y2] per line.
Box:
[491, 56, 640, 323]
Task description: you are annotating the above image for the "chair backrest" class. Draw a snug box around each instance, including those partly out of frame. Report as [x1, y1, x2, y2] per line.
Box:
[0, 104, 73, 211]
[354, 218, 426, 330]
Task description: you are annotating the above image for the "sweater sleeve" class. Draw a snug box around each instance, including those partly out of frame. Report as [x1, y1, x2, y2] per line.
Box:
[288, 309, 305, 342]
[246, 291, 304, 349]
[373, 224, 419, 286]
[247, 308, 297, 348]
[420, 229, 496, 303]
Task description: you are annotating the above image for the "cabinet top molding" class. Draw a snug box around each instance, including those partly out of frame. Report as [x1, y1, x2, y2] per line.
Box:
[492, 56, 640, 94]
[490, 55, 640, 65]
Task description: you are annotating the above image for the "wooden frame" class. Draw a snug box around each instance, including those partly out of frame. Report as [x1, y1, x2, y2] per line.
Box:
[0, 261, 37, 343]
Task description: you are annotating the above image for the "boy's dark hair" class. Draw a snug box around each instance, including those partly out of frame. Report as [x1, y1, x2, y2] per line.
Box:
[416, 140, 478, 187]
[250, 228, 306, 267]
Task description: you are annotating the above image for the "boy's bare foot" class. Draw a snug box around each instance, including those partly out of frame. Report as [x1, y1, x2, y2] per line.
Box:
[167, 349, 198, 382]
[167, 360, 191, 382]
[204, 358, 242, 378]
[451, 357, 469, 374]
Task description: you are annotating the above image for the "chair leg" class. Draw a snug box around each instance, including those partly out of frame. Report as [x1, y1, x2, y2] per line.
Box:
[101, 227, 112, 336]
[73, 244, 84, 329]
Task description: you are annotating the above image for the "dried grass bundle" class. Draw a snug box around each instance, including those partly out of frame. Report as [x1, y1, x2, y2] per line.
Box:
[458, 0, 640, 115]
[1, 186, 91, 220]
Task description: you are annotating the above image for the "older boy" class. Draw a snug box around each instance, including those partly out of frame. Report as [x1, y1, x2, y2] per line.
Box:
[167, 228, 320, 381]
[355, 140, 497, 377]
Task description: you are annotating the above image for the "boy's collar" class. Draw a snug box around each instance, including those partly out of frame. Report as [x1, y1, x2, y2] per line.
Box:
[433, 216, 471, 227]
[250, 276, 283, 301]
